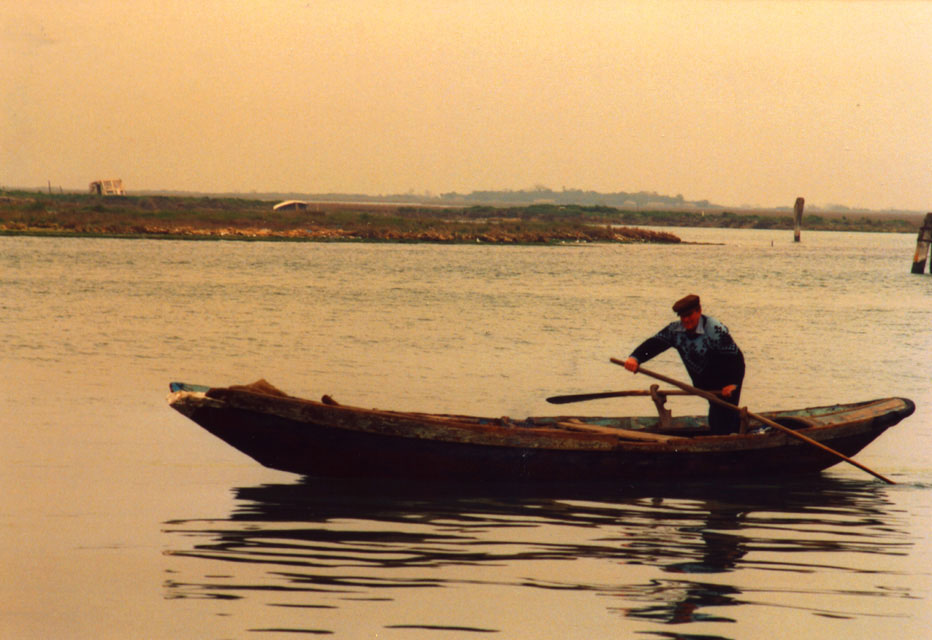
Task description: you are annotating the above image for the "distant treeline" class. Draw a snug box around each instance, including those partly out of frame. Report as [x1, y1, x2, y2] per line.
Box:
[435, 188, 920, 216]
[437, 188, 703, 209]
[133, 187, 919, 216]
[11, 185, 923, 216]
[126, 187, 700, 209]
[442, 204, 917, 232]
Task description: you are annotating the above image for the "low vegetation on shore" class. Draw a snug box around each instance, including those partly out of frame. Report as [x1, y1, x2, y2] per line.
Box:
[0, 191, 919, 244]
[0, 192, 681, 243]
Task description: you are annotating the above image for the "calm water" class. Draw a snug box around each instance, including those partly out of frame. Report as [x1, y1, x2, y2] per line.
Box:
[2, 229, 931, 638]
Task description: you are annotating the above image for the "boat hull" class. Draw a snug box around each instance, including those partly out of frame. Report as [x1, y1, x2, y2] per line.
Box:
[168, 383, 914, 482]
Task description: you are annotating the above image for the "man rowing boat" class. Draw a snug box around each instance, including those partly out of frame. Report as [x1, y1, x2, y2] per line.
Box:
[623, 294, 745, 434]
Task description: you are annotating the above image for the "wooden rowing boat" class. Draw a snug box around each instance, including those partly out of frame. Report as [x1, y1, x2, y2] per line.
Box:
[167, 380, 914, 482]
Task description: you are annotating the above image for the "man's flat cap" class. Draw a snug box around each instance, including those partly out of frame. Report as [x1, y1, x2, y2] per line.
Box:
[672, 294, 701, 315]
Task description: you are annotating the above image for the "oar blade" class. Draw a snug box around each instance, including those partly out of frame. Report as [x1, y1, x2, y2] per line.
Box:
[547, 392, 613, 404]
[546, 389, 689, 404]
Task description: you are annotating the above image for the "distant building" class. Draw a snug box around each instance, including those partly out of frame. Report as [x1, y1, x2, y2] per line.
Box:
[89, 179, 125, 196]
[273, 200, 310, 212]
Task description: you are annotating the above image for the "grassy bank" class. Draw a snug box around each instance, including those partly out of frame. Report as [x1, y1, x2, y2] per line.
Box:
[0, 192, 680, 244]
[0, 191, 919, 244]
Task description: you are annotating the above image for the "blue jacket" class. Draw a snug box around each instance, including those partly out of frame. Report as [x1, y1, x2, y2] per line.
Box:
[629, 315, 745, 392]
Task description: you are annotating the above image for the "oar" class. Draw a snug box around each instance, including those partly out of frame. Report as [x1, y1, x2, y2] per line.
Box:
[609, 357, 895, 485]
[546, 389, 694, 404]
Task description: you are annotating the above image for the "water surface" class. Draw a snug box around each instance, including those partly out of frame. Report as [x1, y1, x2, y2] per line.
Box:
[2, 229, 930, 638]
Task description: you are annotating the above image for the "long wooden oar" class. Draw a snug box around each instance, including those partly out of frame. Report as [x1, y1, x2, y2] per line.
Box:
[546, 389, 693, 404]
[609, 357, 895, 485]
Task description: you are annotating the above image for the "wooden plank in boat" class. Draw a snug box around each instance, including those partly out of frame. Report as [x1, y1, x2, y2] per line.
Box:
[556, 420, 678, 442]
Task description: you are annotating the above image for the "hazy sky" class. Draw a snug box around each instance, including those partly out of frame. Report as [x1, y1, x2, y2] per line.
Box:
[3, 1, 930, 210]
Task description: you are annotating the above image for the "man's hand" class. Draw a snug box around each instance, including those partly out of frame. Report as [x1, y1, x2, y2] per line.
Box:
[624, 357, 639, 373]
[722, 384, 737, 398]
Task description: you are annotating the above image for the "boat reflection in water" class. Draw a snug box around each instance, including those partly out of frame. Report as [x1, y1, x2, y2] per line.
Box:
[163, 477, 914, 637]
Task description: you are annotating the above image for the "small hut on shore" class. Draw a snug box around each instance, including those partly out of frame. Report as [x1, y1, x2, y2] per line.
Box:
[89, 179, 125, 196]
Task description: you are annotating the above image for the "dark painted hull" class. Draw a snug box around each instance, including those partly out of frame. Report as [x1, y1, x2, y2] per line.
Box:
[168, 382, 914, 482]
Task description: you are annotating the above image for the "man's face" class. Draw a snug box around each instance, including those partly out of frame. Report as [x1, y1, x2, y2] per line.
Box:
[679, 308, 701, 332]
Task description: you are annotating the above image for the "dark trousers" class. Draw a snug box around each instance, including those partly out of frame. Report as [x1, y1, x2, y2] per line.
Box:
[708, 388, 742, 435]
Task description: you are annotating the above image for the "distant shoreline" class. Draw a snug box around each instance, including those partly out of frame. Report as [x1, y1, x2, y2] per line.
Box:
[0, 227, 683, 245]
[0, 191, 919, 244]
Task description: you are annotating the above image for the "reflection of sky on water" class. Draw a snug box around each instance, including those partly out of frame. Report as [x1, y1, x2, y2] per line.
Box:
[163, 477, 915, 637]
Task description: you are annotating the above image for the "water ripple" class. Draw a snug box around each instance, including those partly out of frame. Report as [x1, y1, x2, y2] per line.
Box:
[163, 477, 918, 635]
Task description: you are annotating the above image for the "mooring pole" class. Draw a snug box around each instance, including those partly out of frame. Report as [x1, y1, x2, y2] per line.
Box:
[793, 197, 804, 242]
[911, 213, 932, 274]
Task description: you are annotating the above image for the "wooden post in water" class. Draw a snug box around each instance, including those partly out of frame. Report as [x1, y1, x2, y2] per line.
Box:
[911, 212, 932, 274]
[793, 197, 804, 242]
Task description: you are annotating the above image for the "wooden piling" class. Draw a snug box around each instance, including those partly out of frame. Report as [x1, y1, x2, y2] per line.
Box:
[911, 212, 932, 274]
[793, 197, 804, 242]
